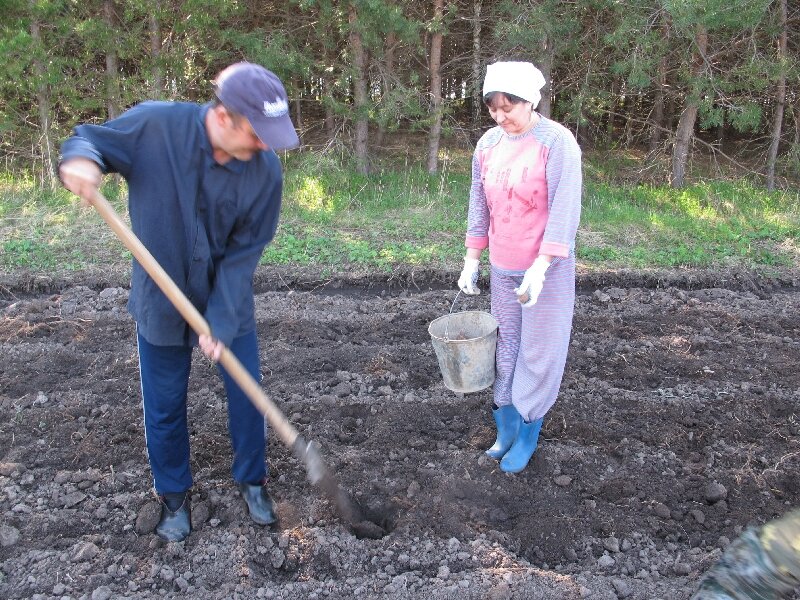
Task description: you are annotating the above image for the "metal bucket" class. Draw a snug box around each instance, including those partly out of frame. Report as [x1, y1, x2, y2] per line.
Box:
[428, 310, 498, 393]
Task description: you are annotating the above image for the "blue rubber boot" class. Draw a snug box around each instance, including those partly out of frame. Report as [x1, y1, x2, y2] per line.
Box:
[485, 405, 522, 460]
[500, 417, 544, 473]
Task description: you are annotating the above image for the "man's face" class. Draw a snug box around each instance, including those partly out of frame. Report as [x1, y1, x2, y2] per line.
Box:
[217, 110, 269, 161]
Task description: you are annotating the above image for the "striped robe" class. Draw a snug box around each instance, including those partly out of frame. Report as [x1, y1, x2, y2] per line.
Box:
[465, 116, 582, 421]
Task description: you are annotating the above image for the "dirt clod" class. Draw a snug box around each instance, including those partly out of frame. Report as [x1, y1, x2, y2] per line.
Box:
[135, 501, 162, 534]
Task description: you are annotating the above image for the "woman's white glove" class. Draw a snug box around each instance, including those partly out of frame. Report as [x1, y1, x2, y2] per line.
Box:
[458, 257, 481, 295]
[515, 256, 551, 306]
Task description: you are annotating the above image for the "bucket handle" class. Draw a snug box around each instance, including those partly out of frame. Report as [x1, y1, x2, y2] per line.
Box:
[444, 290, 477, 341]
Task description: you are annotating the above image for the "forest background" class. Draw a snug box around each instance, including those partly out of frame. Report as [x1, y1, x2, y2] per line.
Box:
[0, 0, 798, 274]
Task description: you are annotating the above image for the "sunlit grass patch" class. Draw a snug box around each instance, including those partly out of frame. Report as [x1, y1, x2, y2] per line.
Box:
[261, 221, 460, 270]
[0, 179, 130, 271]
[293, 175, 336, 215]
[580, 178, 799, 267]
[1, 150, 798, 273]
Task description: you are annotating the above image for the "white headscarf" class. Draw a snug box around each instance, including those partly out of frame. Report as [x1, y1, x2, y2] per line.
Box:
[483, 61, 547, 108]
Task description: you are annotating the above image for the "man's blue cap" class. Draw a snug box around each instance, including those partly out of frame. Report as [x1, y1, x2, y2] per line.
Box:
[213, 62, 300, 151]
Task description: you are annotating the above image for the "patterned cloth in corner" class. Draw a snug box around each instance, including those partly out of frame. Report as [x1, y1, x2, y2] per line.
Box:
[692, 508, 800, 600]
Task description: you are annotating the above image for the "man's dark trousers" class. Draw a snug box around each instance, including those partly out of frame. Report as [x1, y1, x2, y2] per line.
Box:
[137, 329, 267, 494]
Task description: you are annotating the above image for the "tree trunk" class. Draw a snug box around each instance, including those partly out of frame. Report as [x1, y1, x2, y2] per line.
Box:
[665, 89, 676, 136]
[470, 0, 482, 139]
[649, 62, 667, 153]
[324, 72, 336, 138]
[427, 0, 444, 173]
[766, 0, 787, 191]
[793, 104, 800, 146]
[607, 78, 620, 140]
[624, 93, 638, 148]
[374, 31, 397, 150]
[671, 25, 707, 188]
[649, 11, 669, 154]
[795, 107, 800, 146]
[714, 112, 725, 153]
[292, 77, 303, 134]
[537, 37, 554, 119]
[322, 60, 337, 138]
[348, 3, 369, 175]
[149, 1, 163, 98]
[104, 0, 121, 119]
[29, 1, 58, 189]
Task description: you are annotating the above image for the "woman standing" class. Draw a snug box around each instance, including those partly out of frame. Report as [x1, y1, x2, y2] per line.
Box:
[458, 61, 582, 473]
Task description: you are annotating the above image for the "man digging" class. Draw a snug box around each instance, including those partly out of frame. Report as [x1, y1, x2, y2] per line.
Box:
[58, 62, 299, 542]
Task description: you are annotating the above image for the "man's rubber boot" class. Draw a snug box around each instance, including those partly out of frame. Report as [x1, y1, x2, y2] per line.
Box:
[155, 492, 191, 542]
[486, 404, 522, 460]
[238, 481, 278, 526]
[500, 417, 544, 473]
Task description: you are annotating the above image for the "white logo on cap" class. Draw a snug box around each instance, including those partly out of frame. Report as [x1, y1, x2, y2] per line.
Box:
[263, 98, 288, 118]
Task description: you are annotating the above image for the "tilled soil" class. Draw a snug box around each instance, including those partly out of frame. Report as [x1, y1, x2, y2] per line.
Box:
[0, 267, 798, 600]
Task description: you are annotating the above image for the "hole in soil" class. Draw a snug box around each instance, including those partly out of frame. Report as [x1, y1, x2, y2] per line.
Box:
[344, 494, 399, 540]
[319, 469, 397, 539]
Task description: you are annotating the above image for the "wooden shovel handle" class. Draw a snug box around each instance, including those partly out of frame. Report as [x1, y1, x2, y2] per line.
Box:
[90, 191, 300, 448]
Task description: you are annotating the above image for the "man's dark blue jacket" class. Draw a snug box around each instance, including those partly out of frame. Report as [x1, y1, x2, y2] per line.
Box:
[60, 101, 283, 347]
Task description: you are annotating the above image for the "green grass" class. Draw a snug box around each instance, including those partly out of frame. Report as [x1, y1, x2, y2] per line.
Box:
[0, 150, 798, 275]
[580, 178, 799, 268]
[0, 173, 131, 271]
[264, 150, 469, 270]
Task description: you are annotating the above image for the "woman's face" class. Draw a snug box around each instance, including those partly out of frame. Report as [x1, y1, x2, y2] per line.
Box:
[487, 93, 534, 135]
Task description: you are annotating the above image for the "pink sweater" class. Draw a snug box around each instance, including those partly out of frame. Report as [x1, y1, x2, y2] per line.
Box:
[465, 116, 582, 271]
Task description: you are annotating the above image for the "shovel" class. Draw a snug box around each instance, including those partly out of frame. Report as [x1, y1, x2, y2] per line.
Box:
[88, 189, 383, 539]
